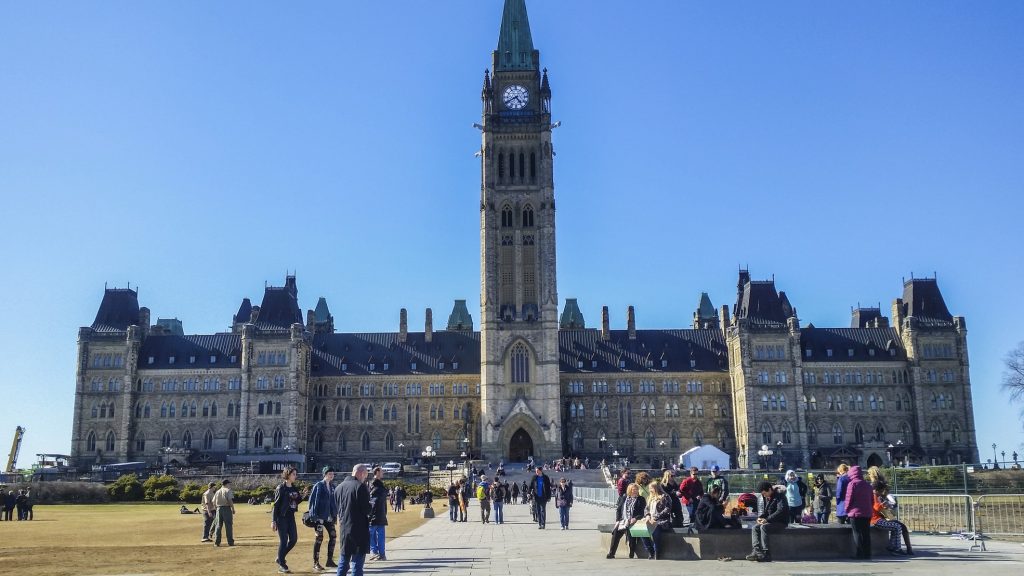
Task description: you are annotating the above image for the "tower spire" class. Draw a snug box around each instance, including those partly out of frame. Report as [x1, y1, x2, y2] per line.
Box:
[495, 0, 537, 71]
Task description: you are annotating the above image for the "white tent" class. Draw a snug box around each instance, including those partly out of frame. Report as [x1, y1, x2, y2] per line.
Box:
[678, 444, 730, 470]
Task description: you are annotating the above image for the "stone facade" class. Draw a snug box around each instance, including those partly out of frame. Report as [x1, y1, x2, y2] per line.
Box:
[69, 0, 979, 472]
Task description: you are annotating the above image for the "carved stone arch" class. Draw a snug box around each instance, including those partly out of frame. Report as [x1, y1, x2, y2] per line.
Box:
[498, 411, 547, 461]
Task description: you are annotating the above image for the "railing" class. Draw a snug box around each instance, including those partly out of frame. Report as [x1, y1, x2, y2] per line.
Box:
[574, 486, 618, 508]
[974, 494, 1024, 536]
[894, 494, 973, 534]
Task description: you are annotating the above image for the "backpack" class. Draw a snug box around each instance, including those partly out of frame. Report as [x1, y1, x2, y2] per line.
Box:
[476, 485, 487, 500]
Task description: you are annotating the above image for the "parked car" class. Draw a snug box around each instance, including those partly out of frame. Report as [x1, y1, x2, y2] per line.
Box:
[381, 462, 402, 476]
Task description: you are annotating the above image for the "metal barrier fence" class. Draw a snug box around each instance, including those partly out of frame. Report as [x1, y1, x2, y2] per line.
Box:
[574, 486, 618, 508]
[975, 494, 1024, 536]
[895, 495, 973, 534]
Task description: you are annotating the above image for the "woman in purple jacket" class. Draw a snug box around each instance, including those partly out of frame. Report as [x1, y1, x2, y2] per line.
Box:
[844, 465, 874, 559]
[834, 463, 850, 524]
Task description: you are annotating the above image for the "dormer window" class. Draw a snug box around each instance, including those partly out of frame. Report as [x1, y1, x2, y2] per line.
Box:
[805, 349, 812, 358]
[453, 362, 459, 370]
[230, 355, 237, 363]
[383, 363, 389, 371]
[189, 356, 196, 364]
[591, 360, 598, 369]
[868, 349, 875, 357]
[690, 359, 697, 368]
[577, 360, 584, 369]
[341, 363, 348, 371]
[847, 349, 855, 357]
[619, 360, 626, 369]
[147, 356, 155, 365]
[439, 362, 446, 370]
[369, 363, 376, 371]
[210, 355, 217, 364]
[826, 349, 833, 358]
[661, 359, 668, 368]
[411, 361, 417, 371]
[168, 356, 176, 365]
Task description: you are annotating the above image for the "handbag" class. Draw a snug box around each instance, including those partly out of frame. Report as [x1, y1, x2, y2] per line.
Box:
[301, 511, 318, 528]
[628, 521, 652, 538]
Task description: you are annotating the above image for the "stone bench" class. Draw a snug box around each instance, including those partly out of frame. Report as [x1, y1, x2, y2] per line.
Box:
[598, 523, 892, 560]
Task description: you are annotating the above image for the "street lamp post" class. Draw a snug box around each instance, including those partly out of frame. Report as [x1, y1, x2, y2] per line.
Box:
[1001, 450, 1006, 468]
[398, 443, 405, 467]
[600, 435, 607, 463]
[992, 443, 999, 469]
[757, 444, 774, 471]
[658, 440, 667, 470]
[462, 437, 471, 461]
[776, 440, 784, 470]
[446, 460, 457, 484]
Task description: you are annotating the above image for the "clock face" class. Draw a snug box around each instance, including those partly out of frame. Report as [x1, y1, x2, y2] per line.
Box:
[503, 85, 529, 110]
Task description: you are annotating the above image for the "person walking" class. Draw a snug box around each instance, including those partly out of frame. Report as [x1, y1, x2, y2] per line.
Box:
[200, 482, 217, 543]
[812, 473, 832, 524]
[212, 479, 236, 547]
[520, 480, 529, 505]
[395, 485, 406, 512]
[835, 463, 851, 524]
[554, 477, 574, 530]
[606, 483, 645, 559]
[784, 470, 804, 524]
[272, 467, 301, 573]
[458, 478, 471, 522]
[844, 465, 874, 559]
[476, 474, 491, 523]
[367, 467, 388, 561]
[334, 464, 372, 576]
[746, 481, 789, 562]
[309, 467, 339, 571]
[490, 477, 506, 524]
[529, 466, 553, 529]
[510, 480, 519, 505]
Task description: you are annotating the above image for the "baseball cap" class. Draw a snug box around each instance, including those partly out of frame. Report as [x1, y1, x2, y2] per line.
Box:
[712, 465, 720, 472]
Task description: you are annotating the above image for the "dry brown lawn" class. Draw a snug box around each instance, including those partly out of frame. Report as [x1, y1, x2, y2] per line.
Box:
[0, 503, 426, 576]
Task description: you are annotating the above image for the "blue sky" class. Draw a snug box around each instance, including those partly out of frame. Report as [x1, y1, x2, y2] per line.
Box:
[1, 1, 1022, 468]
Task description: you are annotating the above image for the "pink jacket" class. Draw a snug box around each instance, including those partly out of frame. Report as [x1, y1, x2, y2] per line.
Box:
[843, 466, 873, 518]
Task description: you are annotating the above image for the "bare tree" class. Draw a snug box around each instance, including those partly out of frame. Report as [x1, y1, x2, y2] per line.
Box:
[1004, 341, 1024, 405]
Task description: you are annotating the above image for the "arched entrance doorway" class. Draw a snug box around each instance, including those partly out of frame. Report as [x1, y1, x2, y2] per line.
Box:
[509, 428, 534, 462]
[866, 453, 884, 468]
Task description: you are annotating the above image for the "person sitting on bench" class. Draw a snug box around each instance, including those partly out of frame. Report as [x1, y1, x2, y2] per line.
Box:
[746, 481, 789, 563]
[694, 485, 740, 531]
[607, 483, 645, 559]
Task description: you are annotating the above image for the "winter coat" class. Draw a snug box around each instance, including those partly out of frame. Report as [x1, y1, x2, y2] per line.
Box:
[704, 474, 730, 502]
[272, 483, 301, 523]
[758, 488, 790, 525]
[693, 493, 730, 532]
[843, 466, 874, 519]
[835, 473, 850, 517]
[647, 493, 674, 530]
[619, 495, 647, 527]
[785, 479, 803, 509]
[529, 473, 553, 503]
[334, 476, 371, 554]
[368, 479, 388, 526]
[678, 476, 705, 505]
[554, 482, 574, 508]
[812, 481, 833, 514]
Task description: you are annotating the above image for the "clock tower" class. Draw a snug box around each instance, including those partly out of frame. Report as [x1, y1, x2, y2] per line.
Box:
[479, 0, 561, 461]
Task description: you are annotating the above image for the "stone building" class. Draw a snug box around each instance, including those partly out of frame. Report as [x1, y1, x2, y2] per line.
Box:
[69, 0, 979, 471]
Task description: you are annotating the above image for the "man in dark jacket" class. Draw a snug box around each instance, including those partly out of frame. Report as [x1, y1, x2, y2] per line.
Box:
[694, 485, 739, 532]
[367, 467, 389, 561]
[529, 466, 553, 529]
[309, 467, 339, 570]
[746, 481, 789, 562]
[334, 464, 371, 576]
[510, 480, 520, 505]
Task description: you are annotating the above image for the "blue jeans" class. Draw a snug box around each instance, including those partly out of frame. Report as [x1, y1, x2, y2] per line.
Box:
[493, 500, 504, 524]
[558, 505, 569, 528]
[643, 524, 666, 558]
[369, 525, 386, 556]
[275, 513, 297, 565]
[815, 511, 829, 524]
[336, 553, 365, 576]
[535, 499, 547, 527]
[449, 501, 459, 521]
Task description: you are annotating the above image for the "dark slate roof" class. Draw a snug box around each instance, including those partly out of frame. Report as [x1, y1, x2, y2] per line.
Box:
[233, 298, 252, 324]
[446, 300, 474, 331]
[255, 286, 302, 331]
[90, 288, 140, 333]
[137, 334, 242, 369]
[311, 332, 482, 377]
[851, 307, 884, 328]
[313, 298, 332, 323]
[560, 298, 585, 329]
[734, 280, 791, 328]
[697, 292, 717, 320]
[900, 279, 954, 327]
[495, 0, 536, 71]
[800, 327, 906, 362]
[559, 329, 728, 373]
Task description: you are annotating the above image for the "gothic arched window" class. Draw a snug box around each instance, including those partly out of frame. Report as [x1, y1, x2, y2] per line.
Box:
[162, 431, 172, 448]
[530, 151, 536, 181]
[182, 430, 192, 449]
[273, 428, 283, 449]
[86, 431, 97, 452]
[511, 342, 530, 383]
[254, 428, 264, 448]
[522, 205, 534, 228]
[203, 430, 213, 450]
[313, 432, 324, 452]
[105, 431, 115, 452]
[362, 431, 371, 452]
[338, 433, 347, 452]
[228, 429, 238, 450]
[385, 432, 395, 451]
[501, 205, 513, 228]
[832, 423, 844, 445]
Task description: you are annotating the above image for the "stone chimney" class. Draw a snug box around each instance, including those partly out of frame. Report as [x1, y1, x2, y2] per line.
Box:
[306, 309, 316, 331]
[720, 305, 730, 334]
[601, 306, 610, 341]
[138, 307, 151, 338]
[627, 306, 636, 340]
[250, 305, 261, 324]
[425, 308, 433, 343]
[399, 308, 408, 343]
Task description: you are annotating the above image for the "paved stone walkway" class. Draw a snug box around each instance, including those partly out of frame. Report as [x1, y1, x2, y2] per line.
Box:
[368, 499, 1024, 575]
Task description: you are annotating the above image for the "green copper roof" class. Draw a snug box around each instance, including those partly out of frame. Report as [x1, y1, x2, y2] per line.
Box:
[447, 299, 474, 331]
[495, 0, 536, 71]
[697, 292, 717, 320]
[560, 298, 586, 329]
[313, 297, 332, 323]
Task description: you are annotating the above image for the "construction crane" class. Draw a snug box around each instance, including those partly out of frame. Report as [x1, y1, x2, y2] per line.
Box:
[6, 426, 25, 473]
